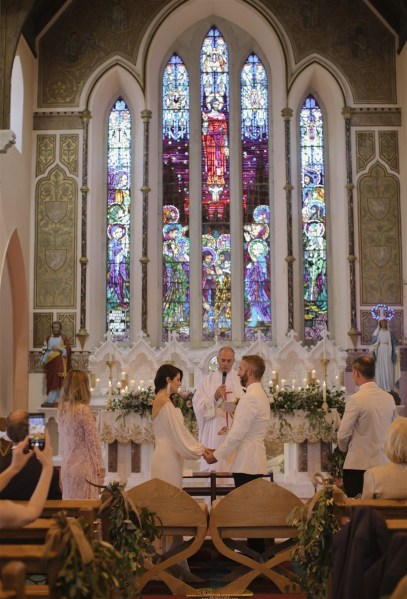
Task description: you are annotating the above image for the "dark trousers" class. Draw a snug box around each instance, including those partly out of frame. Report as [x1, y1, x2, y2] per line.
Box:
[343, 469, 365, 498]
[233, 473, 265, 554]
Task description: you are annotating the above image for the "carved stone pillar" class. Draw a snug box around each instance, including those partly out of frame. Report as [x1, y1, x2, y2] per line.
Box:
[140, 109, 152, 336]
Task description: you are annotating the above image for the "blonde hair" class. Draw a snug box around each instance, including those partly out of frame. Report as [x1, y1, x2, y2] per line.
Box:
[58, 369, 90, 413]
[241, 354, 266, 380]
[384, 417, 407, 463]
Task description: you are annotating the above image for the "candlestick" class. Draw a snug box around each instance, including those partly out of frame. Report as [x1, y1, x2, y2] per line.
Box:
[339, 370, 345, 386]
[189, 372, 194, 388]
[322, 380, 328, 412]
[307, 370, 312, 385]
[320, 358, 330, 381]
[90, 373, 96, 388]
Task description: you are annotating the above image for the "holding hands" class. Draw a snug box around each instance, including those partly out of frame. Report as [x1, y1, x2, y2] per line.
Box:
[203, 448, 217, 464]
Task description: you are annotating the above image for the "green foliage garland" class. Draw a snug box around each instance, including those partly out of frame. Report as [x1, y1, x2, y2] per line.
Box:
[99, 481, 162, 595]
[288, 480, 340, 599]
[49, 511, 128, 599]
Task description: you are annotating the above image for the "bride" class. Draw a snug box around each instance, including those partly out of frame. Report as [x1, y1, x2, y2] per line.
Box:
[151, 364, 204, 488]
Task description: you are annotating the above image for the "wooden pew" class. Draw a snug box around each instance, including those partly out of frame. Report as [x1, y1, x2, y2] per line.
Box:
[333, 488, 407, 528]
[11, 500, 102, 540]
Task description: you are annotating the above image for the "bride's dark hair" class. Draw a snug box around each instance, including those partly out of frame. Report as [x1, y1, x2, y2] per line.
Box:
[154, 364, 183, 394]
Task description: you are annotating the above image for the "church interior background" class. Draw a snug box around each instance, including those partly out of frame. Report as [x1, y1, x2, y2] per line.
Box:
[0, 0, 406, 481]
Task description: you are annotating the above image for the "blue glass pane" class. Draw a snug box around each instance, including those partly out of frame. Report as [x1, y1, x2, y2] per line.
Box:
[162, 54, 190, 341]
[300, 95, 327, 341]
[241, 54, 271, 340]
[201, 27, 231, 341]
[107, 98, 131, 341]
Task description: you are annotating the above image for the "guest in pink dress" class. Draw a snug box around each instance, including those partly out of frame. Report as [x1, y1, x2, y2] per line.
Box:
[58, 369, 103, 499]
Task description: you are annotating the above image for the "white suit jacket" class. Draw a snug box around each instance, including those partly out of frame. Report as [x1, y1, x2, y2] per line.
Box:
[362, 462, 407, 499]
[213, 381, 270, 474]
[337, 381, 397, 470]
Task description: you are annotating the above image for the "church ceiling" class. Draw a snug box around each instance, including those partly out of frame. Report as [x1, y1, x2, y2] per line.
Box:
[21, 0, 406, 55]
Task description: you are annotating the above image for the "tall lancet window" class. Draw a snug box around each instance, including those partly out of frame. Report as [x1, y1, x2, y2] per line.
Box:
[162, 54, 190, 341]
[300, 94, 327, 340]
[241, 53, 271, 340]
[106, 98, 131, 341]
[201, 27, 230, 341]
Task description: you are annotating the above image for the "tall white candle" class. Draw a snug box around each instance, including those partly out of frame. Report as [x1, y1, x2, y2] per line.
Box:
[322, 381, 327, 401]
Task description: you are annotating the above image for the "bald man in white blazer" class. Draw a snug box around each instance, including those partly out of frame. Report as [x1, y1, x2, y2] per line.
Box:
[337, 354, 397, 497]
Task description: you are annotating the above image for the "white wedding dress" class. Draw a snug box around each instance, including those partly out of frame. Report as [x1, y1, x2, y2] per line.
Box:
[151, 401, 203, 488]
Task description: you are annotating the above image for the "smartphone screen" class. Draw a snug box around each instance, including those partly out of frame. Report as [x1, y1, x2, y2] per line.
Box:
[28, 413, 46, 450]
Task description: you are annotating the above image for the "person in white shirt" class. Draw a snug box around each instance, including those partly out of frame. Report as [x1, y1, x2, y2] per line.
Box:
[192, 346, 244, 472]
[337, 354, 397, 497]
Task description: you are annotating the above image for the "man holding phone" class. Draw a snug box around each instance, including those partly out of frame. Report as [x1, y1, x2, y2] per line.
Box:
[0, 410, 61, 500]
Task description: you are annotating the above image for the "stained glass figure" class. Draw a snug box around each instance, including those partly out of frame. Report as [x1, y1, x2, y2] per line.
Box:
[162, 54, 190, 340]
[201, 27, 231, 341]
[300, 95, 327, 341]
[241, 54, 271, 340]
[107, 98, 131, 340]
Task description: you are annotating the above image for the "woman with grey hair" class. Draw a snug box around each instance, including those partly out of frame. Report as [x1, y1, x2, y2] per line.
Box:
[362, 417, 407, 499]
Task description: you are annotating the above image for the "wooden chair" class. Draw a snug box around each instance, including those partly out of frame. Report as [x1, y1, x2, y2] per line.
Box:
[126, 478, 209, 596]
[209, 478, 303, 594]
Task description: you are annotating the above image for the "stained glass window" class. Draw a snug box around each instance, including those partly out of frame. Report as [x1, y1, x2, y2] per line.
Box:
[201, 27, 231, 341]
[300, 94, 327, 341]
[241, 53, 271, 340]
[162, 54, 190, 341]
[106, 98, 131, 341]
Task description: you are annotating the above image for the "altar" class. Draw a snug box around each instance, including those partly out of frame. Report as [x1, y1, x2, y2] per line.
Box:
[38, 328, 347, 499]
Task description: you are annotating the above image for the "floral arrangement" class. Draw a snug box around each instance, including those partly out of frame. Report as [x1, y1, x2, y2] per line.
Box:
[171, 390, 197, 432]
[270, 384, 346, 418]
[269, 384, 346, 440]
[107, 387, 155, 417]
[107, 387, 197, 430]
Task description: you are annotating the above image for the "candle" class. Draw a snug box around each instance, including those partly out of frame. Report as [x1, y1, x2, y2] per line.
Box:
[275, 384, 280, 393]
[307, 370, 312, 385]
[339, 370, 345, 386]
[108, 380, 112, 388]
[281, 378, 286, 387]
[140, 379, 144, 388]
[335, 375, 339, 386]
[120, 388, 126, 396]
[95, 378, 100, 389]
[316, 379, 320, 386]
[302, 378, 308, 388]
[291, 378, 296, 388]
[269, 379, 273, 388]
[117, 381, 122, 389]
[322, 381, 327, 401]
[130, 379, 136, 389]
[121, 370, 126, 381]
[311, 369, 317, 381]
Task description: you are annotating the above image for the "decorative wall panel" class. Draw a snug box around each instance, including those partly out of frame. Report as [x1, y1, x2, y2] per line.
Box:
[56, 313, 76, 346]
[60, 134, 79, 175]
[33, 312, 53, 347]
[359, 163, 402, 305]
[356, 131, 374, 172]
[379, 131, 399, 172]
[35, 165, 77, 308]
[36, 135, 56, 175]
